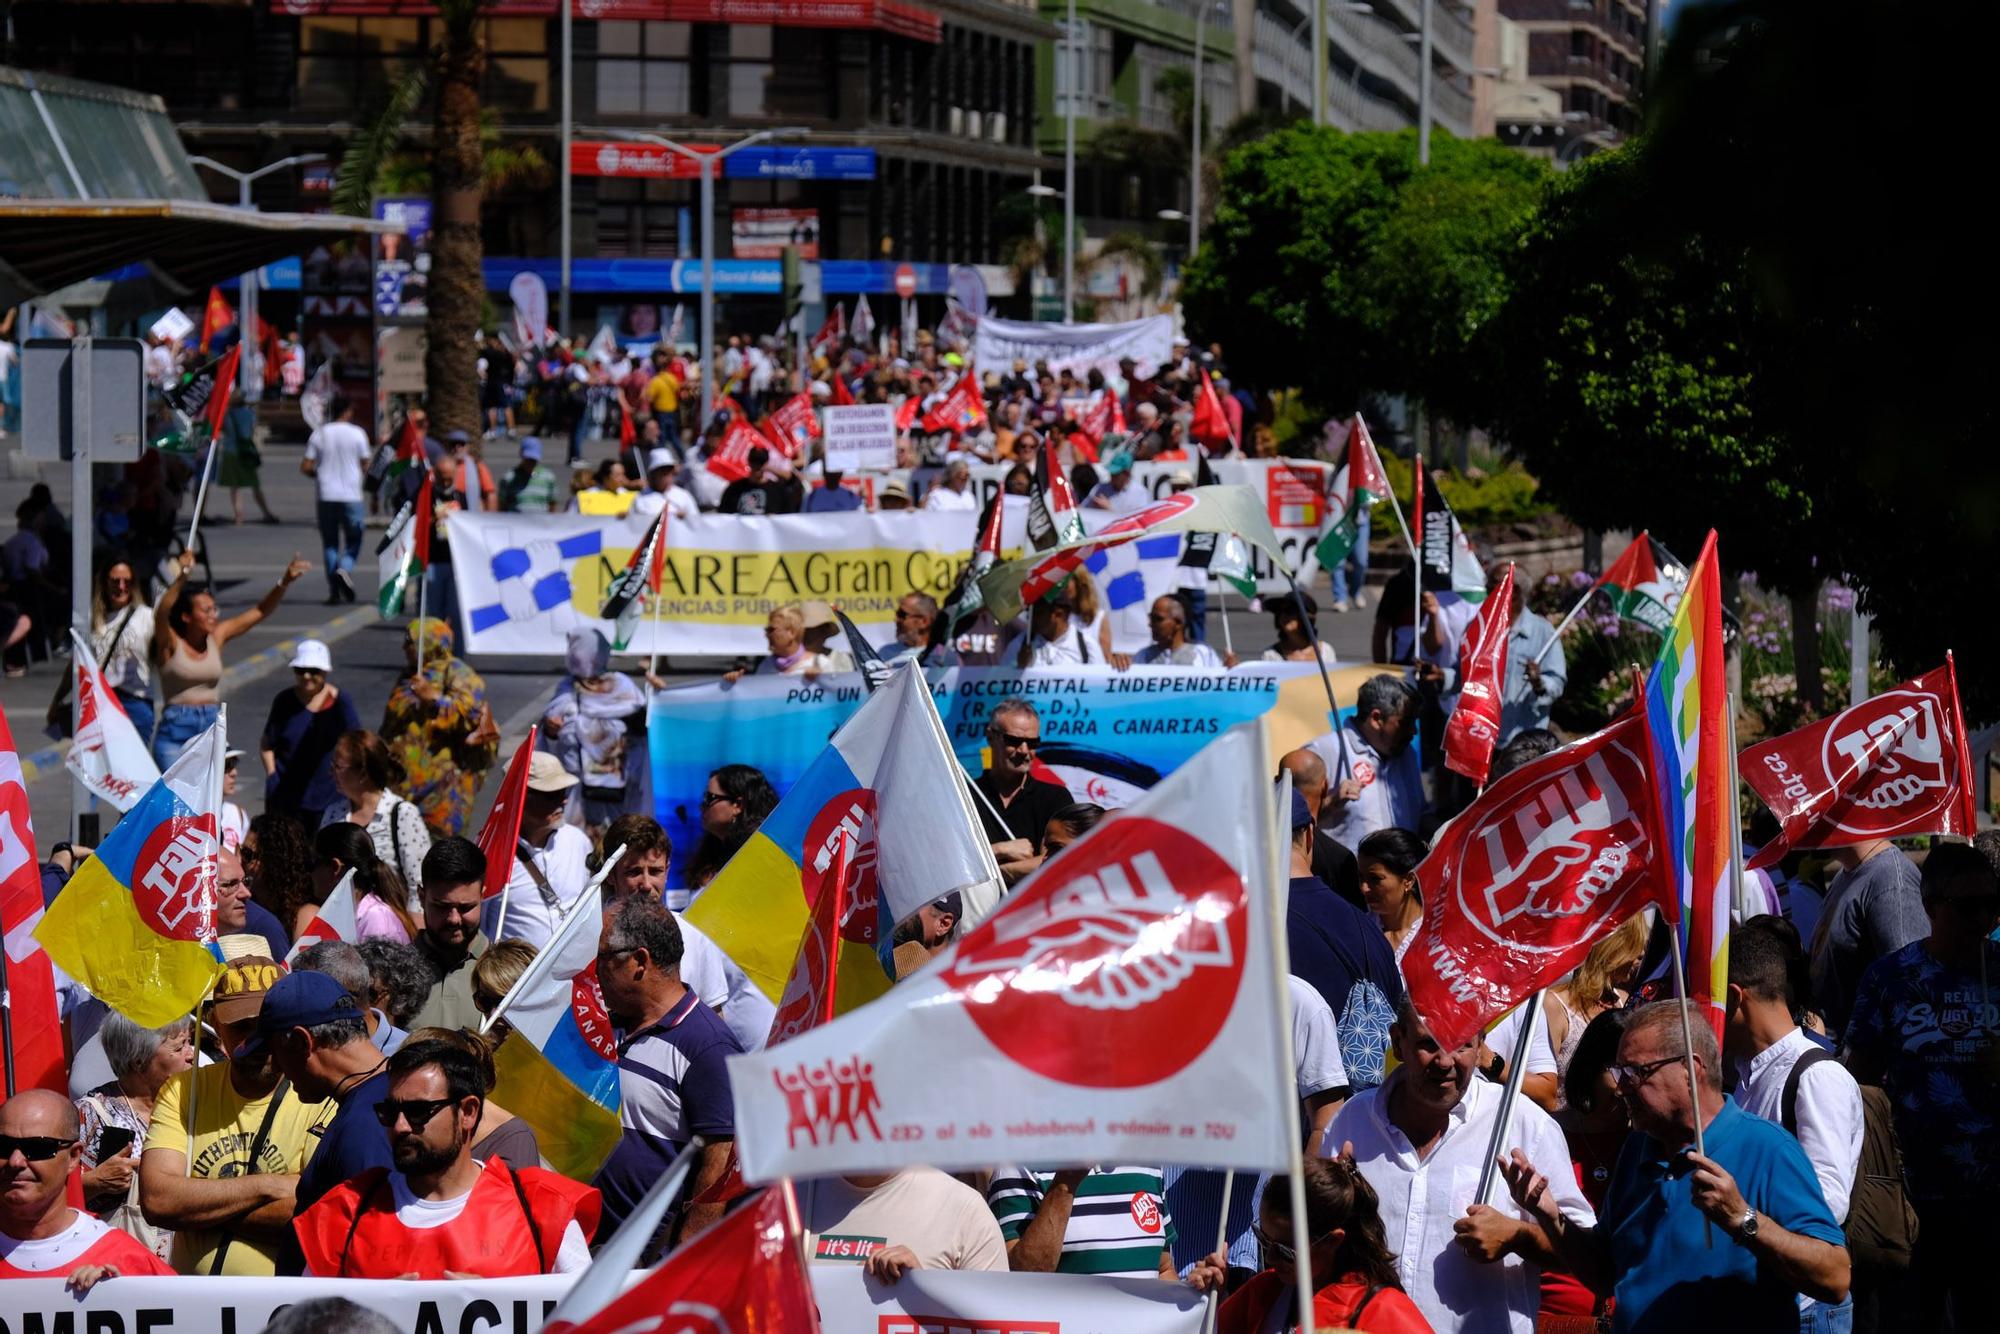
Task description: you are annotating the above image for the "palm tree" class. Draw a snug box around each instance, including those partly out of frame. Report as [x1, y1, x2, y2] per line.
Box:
[425, 0, 491, 438]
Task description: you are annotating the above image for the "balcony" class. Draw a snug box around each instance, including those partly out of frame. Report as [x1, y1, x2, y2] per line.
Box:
[1382, 0, 1478, 72]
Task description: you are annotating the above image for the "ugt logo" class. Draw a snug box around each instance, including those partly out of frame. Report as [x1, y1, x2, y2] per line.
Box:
[775, 1057, 884, 1150]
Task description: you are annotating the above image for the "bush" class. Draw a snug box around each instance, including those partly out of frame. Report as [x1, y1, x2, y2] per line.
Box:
[1374, 452, 1548, 529]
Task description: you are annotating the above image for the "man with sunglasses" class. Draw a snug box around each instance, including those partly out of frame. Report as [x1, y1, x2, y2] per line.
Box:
[972, 699, 1073, 886]
[1320, 996, 1592, 1334]
[1499, 999, 1850, 1334]
[0, 1089, 174, 1287]
[410, 837, 491, 1032]
[236, 971, 393, 1276]
[293, 1038, 599, 1278]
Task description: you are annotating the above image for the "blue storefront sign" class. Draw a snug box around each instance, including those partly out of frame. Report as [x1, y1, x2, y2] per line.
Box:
[723, 147, 877, 181]
[484, 254, 954, 297]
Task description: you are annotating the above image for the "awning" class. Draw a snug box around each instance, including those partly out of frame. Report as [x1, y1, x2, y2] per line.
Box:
[271, 1, 943, 43]
[0, 199, 394, 308]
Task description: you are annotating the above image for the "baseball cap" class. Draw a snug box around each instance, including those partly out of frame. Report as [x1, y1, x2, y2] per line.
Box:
[210, 954, 288, 1027]
[520, 436, 543, 462]
[1108, 454, 1134, 475]
[290, 639, 332, 673]
[527, 751, 580, 794]
[445, 428, 473, 446]
[1169, 469, 1195, 490]
[231, 970, 364, 1060]
[1289, 788, 1314, 831]
[800, 599, 839, 631]
[930, 892, 963, 918]
[645, 447, 674, 473]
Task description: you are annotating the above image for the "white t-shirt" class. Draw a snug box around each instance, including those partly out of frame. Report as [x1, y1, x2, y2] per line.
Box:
[299, 1166, 590, 1274]
[632, 485, 699, 522]
[1133, 641, 1224, 668]
[0, 1210, 115, 1271]
[673, 910, 730, 1011]
[1290, 975, 1348, 1098]
[799, 1167, 1007, 1272]
[305, 420, 372, 503]
[924, 484, 977, 512]
[1484, 1000, 1559, 1079]
[482, 824, 594, 949]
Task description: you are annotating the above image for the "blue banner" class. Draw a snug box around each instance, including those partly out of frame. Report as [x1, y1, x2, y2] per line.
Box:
[723, 147, 877, 181]
[648, 663, 1374, 889]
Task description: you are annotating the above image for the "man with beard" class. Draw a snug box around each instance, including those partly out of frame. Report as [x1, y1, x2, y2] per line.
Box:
[292, 1038, 599, 1278]
[1319, 998, 1593, 1334]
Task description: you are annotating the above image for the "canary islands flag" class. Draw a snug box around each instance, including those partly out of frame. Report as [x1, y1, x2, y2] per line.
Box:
[1643, 529, 1731, 1039]
[490, 881, 623, 1181]
[686, 662, 1003, 1008]
[36, 715, 228, 1026]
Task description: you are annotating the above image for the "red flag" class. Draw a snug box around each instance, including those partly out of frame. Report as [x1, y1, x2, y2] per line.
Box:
[1402, 705, 1675, 1052]
[1190, 368, 1233, 450]
[0, 711, 70, 1094]
[810, 303, 845, 355]
[706, 418, 767, 482]
[544, 1185, 818, 1334]
[719, 394, 750, 423]
[894, 395, 921, 431]
[1596, 530, 1659, 595]
[765, 392, 819, 459]
[475, 730, 539, 900]
[197, 344, 242, 446]
[411, 471, 435, 568]
[829, 367, 855, 406]
[198, 286, 234, 354]
[918, 374, 987, 435]
[1066, 430, 1100, 464]
[1742, 655, 1977, 869]
[618, 402, 635, 451]
[1442, 564, 1515, 787]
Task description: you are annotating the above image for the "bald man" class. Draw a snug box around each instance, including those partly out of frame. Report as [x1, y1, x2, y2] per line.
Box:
[0, 1089, 173, 1286]
[1280, 748, 1364, 912]
[216, 846, 292, 960]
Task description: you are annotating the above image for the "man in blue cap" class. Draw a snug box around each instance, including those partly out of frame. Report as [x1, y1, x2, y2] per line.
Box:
[1282, 785, 1402, 1092]
[500, 436, 559, 513]
[237, 970, 393, 1274]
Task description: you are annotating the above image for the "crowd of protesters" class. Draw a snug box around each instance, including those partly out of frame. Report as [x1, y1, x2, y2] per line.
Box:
[4, 322, 1993, 1334]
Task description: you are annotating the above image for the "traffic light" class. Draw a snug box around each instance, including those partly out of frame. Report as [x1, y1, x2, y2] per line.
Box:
[781, 245, 803, 329]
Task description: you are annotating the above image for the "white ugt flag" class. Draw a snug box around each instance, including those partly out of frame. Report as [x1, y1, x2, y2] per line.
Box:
[729, 719, 1292, 1181]
[65, 630, 160, 812]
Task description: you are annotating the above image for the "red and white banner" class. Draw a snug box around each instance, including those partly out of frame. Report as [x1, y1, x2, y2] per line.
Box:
[569, 140, 710, 180]
[288, 870, 358, 961]
[64, 630, 160, 812]
[1443, 563, 1515, 786]
[0, 711, 69, 1094]
[707, 417, 773, 482]
[0, 1266, 1202, 1333]
[1402, 708, 1673, 1052]
[728, 720, 1292, 1181]
[1743, 656, 1978, 869]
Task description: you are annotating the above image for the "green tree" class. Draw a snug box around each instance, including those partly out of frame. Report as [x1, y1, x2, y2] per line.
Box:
[424, 0, 492, 438]
[1182, 126, 1543, 421]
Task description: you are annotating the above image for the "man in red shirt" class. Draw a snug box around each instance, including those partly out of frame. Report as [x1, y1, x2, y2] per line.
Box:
[292, 1037, 598, 1278]
[0, 1089, 173, 1289]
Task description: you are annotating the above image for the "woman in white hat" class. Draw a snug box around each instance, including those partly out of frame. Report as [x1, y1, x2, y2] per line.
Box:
[259, 637, 361, 831]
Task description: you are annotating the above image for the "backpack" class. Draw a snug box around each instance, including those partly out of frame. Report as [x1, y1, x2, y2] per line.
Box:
[1781, 1049, 1918, 1273]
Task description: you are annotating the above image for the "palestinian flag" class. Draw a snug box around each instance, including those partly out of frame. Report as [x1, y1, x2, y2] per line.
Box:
[1314, 413, 1390, 574]
[1596, 531, 1680, 633]
[937, 485, 1007, 648]
[1414, 456, 1487, 603]
[601, 511, 669, 651]
[1025, 443, 1085, 552]
[1183, 454, 1256, 598]
[160, 345, 242, 452]
[384, 414, 426, 490]
[377, 474, 432, 619]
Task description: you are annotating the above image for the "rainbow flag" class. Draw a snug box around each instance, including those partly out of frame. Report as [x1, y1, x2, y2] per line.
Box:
[35, 715, 229, 1026]
[685, 663, 1001, 1007]
[490, 881, 623, 1180]
[1643, 530, 1731, 1038]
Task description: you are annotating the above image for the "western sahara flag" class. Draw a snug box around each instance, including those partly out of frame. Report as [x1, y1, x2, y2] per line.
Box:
[599, 510, 668, 651]
[376, 474, 431, 619]
[1314, 413, 1390, 574]
[1414, 457, 1487, 602]
[1025, 442, 1086, 552]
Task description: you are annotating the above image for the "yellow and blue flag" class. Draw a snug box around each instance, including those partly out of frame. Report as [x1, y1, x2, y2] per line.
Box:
[687, 662, 1002, 1008]
[35, 715, 228, 1026]
[490, 881, 623, 1180]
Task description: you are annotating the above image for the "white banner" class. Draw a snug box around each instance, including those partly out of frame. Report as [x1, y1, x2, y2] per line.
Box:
[730, 721, 1292, 1182]
[0, 1266, 1204, 1333]
[973, 313, 1177, 377]
[823, 403, 897, 471]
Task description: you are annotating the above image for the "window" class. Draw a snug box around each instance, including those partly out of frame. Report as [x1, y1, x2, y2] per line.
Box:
[720, 25, 829, 120]
[485, 18, 550, 113]
[296, 17, 422, 117]
[595, 20, 691, 118]
[596, 178, 689, 258]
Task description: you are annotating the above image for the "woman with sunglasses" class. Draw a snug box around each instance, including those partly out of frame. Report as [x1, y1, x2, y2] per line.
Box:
[1188, 1158, 1432, 1333]
[88, 557, 156, 745]
[1261, 590, 1339, 665]
[680, 763, 777, 903]
[260, 638, 361, 832]
[150, 547, 311, 768]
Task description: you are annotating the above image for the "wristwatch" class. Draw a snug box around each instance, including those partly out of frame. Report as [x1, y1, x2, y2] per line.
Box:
[1736, 1209, 1760, 1243]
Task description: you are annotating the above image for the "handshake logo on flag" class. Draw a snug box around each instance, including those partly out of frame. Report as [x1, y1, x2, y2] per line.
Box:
[775, 1057, 885, 1150]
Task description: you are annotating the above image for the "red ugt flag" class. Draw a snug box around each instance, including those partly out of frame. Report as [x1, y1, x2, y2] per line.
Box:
[0, 711, 70, 1094]
[1743, 654, 1977, 869]
[1403, 705, 1675, 1052]
[476, 729, 539, 900]
[918, 374, 987, 434]
[1443, 563, 1516, 787]
[545, 1185, 818, 1334]
[1190, 368, 1233, 450]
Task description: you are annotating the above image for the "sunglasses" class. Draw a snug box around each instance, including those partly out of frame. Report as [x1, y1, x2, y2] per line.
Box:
[106, 576, 133, 589]
[701, 791, 736, 808]
[0, 1135, 74, 1162]
[1611, 1053, 1688, 1087]
[373, 1098, 461, 1131]
[988, 730, 1040, 751]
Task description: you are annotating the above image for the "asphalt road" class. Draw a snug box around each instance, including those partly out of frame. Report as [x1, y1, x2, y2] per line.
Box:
[0, 433, 1382, 840]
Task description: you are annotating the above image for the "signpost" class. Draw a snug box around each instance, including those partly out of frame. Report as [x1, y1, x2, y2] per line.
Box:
[21, 336, 146, 842]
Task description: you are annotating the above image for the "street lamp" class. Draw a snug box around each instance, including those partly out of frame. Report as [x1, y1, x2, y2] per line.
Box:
[189, 153, 326, 397]
[609, 127, 807, 427]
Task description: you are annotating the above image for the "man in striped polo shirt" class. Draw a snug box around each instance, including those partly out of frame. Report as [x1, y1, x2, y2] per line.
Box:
[986, 1165, 1177, 1279]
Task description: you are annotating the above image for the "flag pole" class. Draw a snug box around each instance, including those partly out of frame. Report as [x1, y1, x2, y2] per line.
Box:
[1266, 761, 1317, 1334]
[185, 440, 216, 562]
[1200, 1169, 1236, 1334]
[1665, 923, 1712, 1246]
[415, 554, 430, 670]
[1533, 585, 1599, 669]
[481, 844, 628, 1035]
[1214, 583, 1233, 658]
[1473, 991, 1543, 1206]
[1286, 573, 1348, 784]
